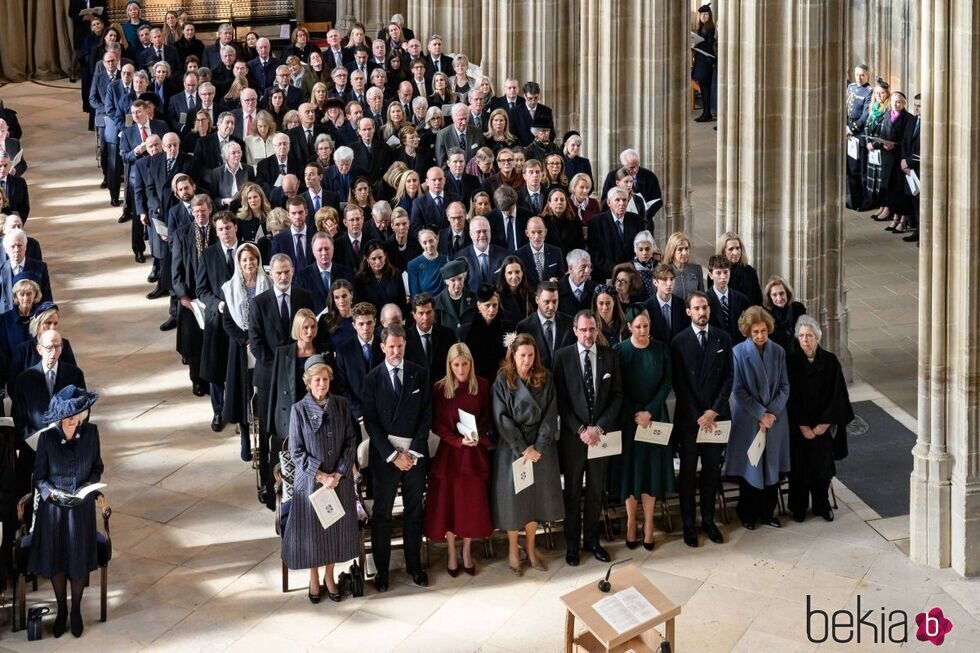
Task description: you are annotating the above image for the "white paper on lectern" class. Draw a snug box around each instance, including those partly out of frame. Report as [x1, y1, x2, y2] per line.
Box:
[587, 430, 622, 459]
[309, 486, 345, 529]
[592, 586, 660, 634]
[634, 422, 672, 446]
[512, 458, 534, 494]
[696, 420, 732, 444]
[747, 428, 766, 466]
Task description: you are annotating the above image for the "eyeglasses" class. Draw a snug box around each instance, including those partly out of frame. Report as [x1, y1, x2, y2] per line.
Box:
[498, 157, 514, 163]
[39, 344, 64, 353]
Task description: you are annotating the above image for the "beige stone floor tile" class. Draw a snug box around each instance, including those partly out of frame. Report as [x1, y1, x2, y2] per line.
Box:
[357, 581, 452, 625]
[864, 550, 960, 595]
[396, 628, 485, 653]
[417, 591, 521, 642]
[314, 611, 416, 652]
[138, 565, 239, 610]
[127, 523, 221, 566]
[112, 484, 201, 524]
[796, 539, 881, 580]
[940, 578, 980, 619]
[732, 630, 818, 652]
[868, 514, 910, 541]
[247, 593, 351, 645]
[182, 537, 281, 575]
[731, 524, 817, 565]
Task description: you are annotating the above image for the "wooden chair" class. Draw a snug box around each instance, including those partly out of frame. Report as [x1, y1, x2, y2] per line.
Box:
[11, 490, 111, 632]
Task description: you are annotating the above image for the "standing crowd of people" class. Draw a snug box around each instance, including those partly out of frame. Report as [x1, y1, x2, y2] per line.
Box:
[0, 0, 858, 618]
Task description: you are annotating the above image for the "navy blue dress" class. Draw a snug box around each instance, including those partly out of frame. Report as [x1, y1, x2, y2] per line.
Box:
[28, 423, 103, 579]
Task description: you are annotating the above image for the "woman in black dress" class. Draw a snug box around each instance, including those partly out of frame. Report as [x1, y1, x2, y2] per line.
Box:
[464, 285, 508, 379]
[715, 231, 763, 307]
[763, 275, 807, 354]
[354, 241, 406, 315]
[876, 92, 917, 234]
[591, 284, 628, 347]
[692, 4, 717, 122]
[29, 385, 104, 638]
[495, 255, 535, 326]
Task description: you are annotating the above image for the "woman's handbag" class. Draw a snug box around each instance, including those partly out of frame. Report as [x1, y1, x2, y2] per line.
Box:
[348, 560, 364, 598]
[26, 607, 49, 641]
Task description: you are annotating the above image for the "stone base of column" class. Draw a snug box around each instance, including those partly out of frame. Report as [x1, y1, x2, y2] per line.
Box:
[951, 475, 980, 575]
[910, 444, 952, 568]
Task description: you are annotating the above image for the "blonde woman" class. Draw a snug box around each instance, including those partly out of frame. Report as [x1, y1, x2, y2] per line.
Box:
[245, 111, 278, 167]
[662, 231, 704, 302]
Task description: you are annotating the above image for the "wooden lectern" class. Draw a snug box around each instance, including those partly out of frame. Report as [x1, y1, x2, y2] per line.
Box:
[559, 564, 680, 653]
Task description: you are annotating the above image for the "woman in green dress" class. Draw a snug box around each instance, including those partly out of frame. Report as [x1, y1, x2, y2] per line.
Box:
[611, 306, 673, 550]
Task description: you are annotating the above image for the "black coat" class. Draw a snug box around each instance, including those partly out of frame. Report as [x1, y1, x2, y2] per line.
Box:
[195, 242, 237, 383]
[410, 193, 448, 235]
[293, 263, 355, 315]
[403, 323, 454, 376]
[768, 301, 807, 354]
[707, 287, 750, 344]
[287, 123, 335, 164]
[332, 335, 384, 421]
[256, 154, 305, 197]
[587, 211, 644, 282]
[669, 326, 734, 440]
[787, 347, 854, 468]
[0, 174, 30, 221]
[644, 295, 690, 345]
[516, 311, 574, 370]
[12, 361, 86, 440]
[552, 343, 623, 437]
[434, 288, 476, 342]
[362, 359, 432, 462]
[355, 273, 407, 315]
[516, 243, 565, 289]
[557, 276, 597, 318]
[247, 286, 314, 390]
[193, 133, 246, 172]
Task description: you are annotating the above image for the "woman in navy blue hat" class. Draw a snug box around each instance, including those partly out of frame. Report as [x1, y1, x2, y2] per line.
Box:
[28, 385, 104, 638]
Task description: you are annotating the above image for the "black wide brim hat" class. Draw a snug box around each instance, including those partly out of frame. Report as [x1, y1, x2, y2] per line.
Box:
[42, 385, 99, 423]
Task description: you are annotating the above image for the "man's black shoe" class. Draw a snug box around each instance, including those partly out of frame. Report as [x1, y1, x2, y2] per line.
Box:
[159, 316, 177, 331]
[683, 527, 699, 548]
[903, 231, 919, 242]
[374, 572, 389, 593]
[210, 414, 225, 432]
[585, 544, 610, 563]
[410, 570, 429, 587]
[702, 522, 724, 544]
[565, 549, 580, 566]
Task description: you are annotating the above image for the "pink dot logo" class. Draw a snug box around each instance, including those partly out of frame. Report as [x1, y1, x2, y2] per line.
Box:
[915, 607, 953, 646]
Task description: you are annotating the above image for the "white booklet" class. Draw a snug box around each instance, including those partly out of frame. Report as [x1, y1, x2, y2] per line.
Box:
[190, 298, 207, 329]
[592, 586, 660, 634]
[587, 430, 622, 459]
[456, 409, 479, 442]
[56, 483, 108, 507]
[634, 422, 672, 446]
[388, 435, 414, 453]
[747, 428, 767, 466]
[512, 458, 534, 494]
[847, 137, 859, 160]
[696, 420, 732, 444]
[309, 486, 345, 529]
[868, 149, 882, 165]
[907, 169, 920, 196]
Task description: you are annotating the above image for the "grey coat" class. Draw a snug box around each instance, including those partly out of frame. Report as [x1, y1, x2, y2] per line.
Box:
[281, 392, 360, 569]
[671, 263, 704, 302]
[724, 338, 791, 489]
[491, 372, 564, 530]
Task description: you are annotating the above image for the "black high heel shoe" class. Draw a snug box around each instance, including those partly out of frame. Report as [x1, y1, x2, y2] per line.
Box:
[642, 538, 655, 551]
[70, 609, 84, 638]
[53, 610, 67, 638]
[324, 587, 342, 602]
[308, 583, 322, 604]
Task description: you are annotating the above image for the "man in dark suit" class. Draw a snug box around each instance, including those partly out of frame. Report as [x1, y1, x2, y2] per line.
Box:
[137, 27, 180, 73]
[902, 94, 922, 243]
[599, 149, 663, 215]
[193, 111, 244, 172]
[183, 82, 224, 132]
[334, 204, 369, 271]
[285, 102, 333, 164]
[203, 142, 256, 211]
[517, 217, 565, 288]
[157, 175, 197, 328]
[230, 88, 261, 140]
[442, 149, 483, 205]
[246, 37, 279, 90]
[332, 302, 383, 423]
[88, 48, 122, 189]
[437, 203, 470, 258]
[270, 197, 315, 271]
[706, 255, 749, 344]
[194, 212, 239, 431]
[119, 100, 168, 261]
[294, 232, 354, 315]
[487, 186, 529, 254]
[410, 167, 449, 235]
[491, 77, 526, 113]
[3, 228, 52, 302]
[457, 216, 507, 292]
[132, 137, 168, 285]
[670, 290, 733, 547]
[515, 159, 547, 216]
[644, 264, 691, 344]
[350, 117, 392, 183]
[435, 105, 484, 166]
[166, 71, 200, 133]
[300, 162, 341, 218]
[139, 135, 194, 295]
[323, 147, 360, 199]
[0, 156, 29, 221]
[553, 310, 623, 565]
[587, 188, 644, 282]
[404, 293, 453, 375]
[557, 250, 597, 318]
[257, 134, 305, 197]
[514, 81, 554, 146]
[11, 331, 85, 447]
[201, 23, 243, 70]
[263, 66, 304, 111]
[516, 282, 574, 370]
[423, 34, 453, 80]
[104, 64, 143, 207]
[248, 253, 314, 506]
[362, 323, 432, 591]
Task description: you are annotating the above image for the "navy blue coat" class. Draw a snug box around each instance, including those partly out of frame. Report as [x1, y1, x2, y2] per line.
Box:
[12, 361, 86, 440]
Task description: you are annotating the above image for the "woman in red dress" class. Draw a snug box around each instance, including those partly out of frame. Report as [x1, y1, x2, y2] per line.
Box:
[422, 343, 494, 576]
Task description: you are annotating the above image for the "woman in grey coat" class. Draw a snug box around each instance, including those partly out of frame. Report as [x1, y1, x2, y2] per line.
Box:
[662, 231, 704, 301]
[724, 306, 791, 530]
[281, 356, 359, 603]
[492, 333, 564, 576]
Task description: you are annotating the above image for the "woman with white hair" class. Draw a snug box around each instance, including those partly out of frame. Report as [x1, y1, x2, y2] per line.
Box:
[786, 315, 854, 523]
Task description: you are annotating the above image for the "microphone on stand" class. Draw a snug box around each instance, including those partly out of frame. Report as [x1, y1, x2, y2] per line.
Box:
[597, 558, 632, 593]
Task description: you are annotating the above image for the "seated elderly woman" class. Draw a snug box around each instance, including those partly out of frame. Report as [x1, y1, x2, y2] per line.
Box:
[786, 315, 854, 523]
[29, 385, 104, 638]
[0, 278, 43, 359]
[631, 230, 660, 297]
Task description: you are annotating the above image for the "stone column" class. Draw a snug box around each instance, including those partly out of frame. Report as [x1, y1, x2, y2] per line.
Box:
[910, 0, 980, 576]
[407, 0, 482, 61]
[845, 0, 920, 94]
[480, 0, 578, 131]
[576, 0, 692, 236]
[716, 0, 850, 370]
[335, 1, 408, 35]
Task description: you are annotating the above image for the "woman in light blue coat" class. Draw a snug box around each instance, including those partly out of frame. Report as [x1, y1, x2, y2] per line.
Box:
[724, 305, 790, 530]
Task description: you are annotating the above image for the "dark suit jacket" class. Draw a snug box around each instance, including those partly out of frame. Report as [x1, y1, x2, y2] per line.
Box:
[170, 221, 216, 299]
[409, 193, 448, 235]
[434, 287, 476, 342]
[553, 343, 623, 437]
[443, 172, 482, 205]
[332, 335, 383, 420]
[644, 294, 691, 345]
[437, 227, 470, 258]
[513, 102, 555, 146]
[383, 237, 422, 273]
[457, 244, 508, 292]
[423, 54, 454, 80]
[0, 175, 29, 221]
[11, 257, 53, 303]
[707, 287, 750, 344]
[486, 210, 531, 253]
[203, 165, 256, 208]
[350, 140, 393, 183]
[270, 229, 315, 269]
[294, 262, 355, 314]
[194, 241, 236, 319]
[362, 359, 432, 461]
[247, 286, 314, 389]
[137, 45, 180, 73]
[118, 120, 168, 166]
[12, 361, 86, 439]
[201, 41, 244, 70]
[193, 133, 246, 172]
[263, 85, 303, 111]
[587, 211, 644, 282]
[557, 276, 597, 318]
[256, 154, 305, 196]
[403, 323, 453, 376]
[333, 233, 367, 271]
[670, 326, 734, 438]
[323, 164, 361, 198]
[287, 124, 334, 165]
[166, 202, 194, 239]
[182, 101, 225, 132]
[247, 56, 280, 90]
[516, 311, 574, 370]
[300, 188, 341, 219]
[600, 166, 662, 207]
[516, 243, 565, 288]
[103, 77, 137, 142]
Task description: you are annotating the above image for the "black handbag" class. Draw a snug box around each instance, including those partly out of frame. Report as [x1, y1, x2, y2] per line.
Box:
[27, 607, 49, 641]
[349, 560, 364, 598]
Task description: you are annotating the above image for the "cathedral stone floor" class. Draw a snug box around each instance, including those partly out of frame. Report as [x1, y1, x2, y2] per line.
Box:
[0, 81, 972, 652]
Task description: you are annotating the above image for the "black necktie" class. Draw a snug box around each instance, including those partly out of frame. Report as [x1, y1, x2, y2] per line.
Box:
[698, 329, 707, 349]
[280, 163, 286, 175]
[422, 333, 431, 364]
[505, 218, 516, 252]
[279, 293, 289, 331]
[198, 225, 207, 242]
[187, 94, 194, 109]
[544, 319, 554, 354]
[391, 367, 402, 394]
[583, 349, 595, 417]
[458, 132, 466, 150]
[451, 234, 461, 255]
[721, 295, 730, 327]
[226, 248, 234, 273]
[531, 193, 540, 213]
[306, 130, 313, 149]
[167, 157, 175, 174]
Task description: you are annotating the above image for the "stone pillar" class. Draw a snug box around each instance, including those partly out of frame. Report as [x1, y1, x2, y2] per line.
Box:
[407, 0, 482, 61]
[716, 0, 850, 370]
[481, 1, 578, 131]
[335, 1, 408, 35]
[845, 0, 920, 94]
[577, 0, 692, 236]
[910, 0, 980, 576]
